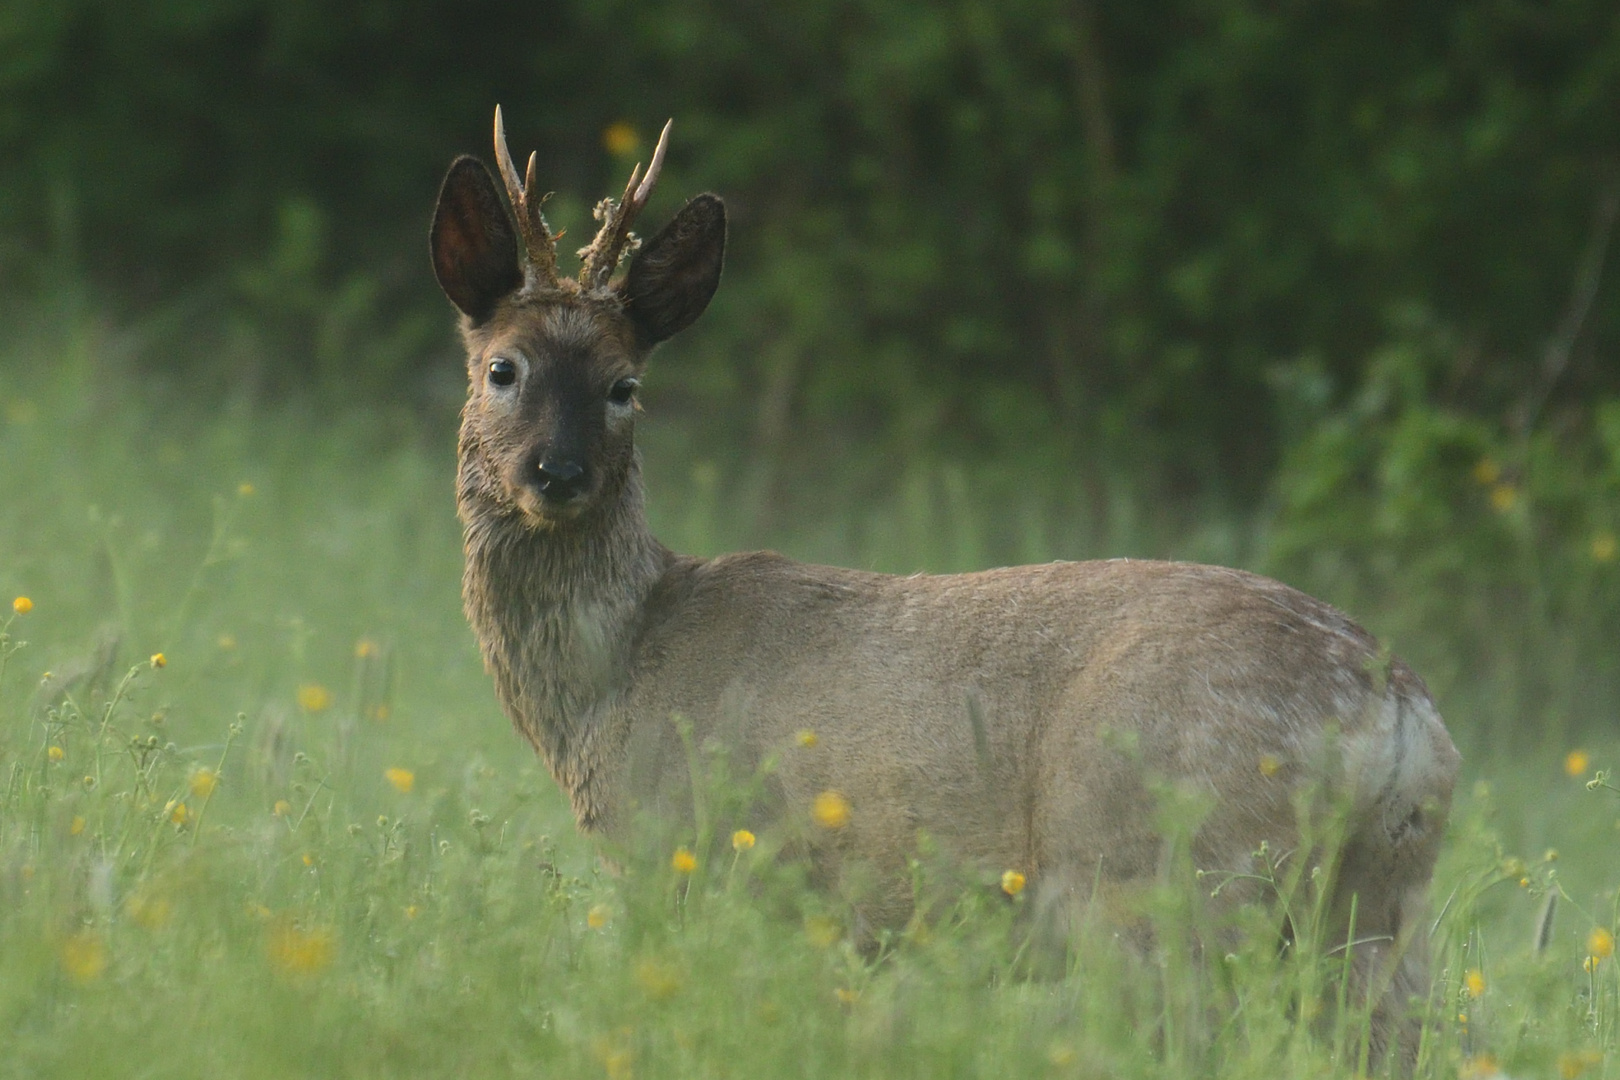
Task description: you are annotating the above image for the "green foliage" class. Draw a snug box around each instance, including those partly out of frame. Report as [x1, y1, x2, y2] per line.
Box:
[1265, 309, 1620, 749]
[2, 1, 1618, 507]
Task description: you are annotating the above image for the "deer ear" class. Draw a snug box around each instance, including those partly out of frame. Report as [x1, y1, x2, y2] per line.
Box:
[622, 194, 726, 346]
[431, 156, 524, 322]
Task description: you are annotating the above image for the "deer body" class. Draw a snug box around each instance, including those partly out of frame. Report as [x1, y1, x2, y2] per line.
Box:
[434, 111, 1458, 1058]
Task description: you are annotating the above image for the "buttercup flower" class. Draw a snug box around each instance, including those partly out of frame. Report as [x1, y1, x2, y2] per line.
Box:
[59, 931, 107, 983]
[1566, 750, 1591, 778]
[384, 767, 415, 794]
[731, 829, 756, 852]
[1001, 870, 1027, 897]
[267, 922, 333, 975]
[297, 684, 331, 712]
[12, 596, 32, 614]
[671, 847, 697, 874]
[812, 790, 851, 829]
[150, 652, 166, 668]
[1589, 927, 1615, 961]
[1593, 532, 1618, 563]
[47, 745, 63, 763]
[1465, 968, 1485, 998]
[602, 121, 640, 157]
[190, 768, 218, 799]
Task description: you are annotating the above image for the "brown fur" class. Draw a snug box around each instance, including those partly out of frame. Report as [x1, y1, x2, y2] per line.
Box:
[432, 142, 1459, 1062]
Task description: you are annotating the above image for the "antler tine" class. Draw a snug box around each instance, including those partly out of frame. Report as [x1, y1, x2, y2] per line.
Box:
[633, 119, 672, 209]
[578, 119, 673, 291]
[491, 105, 559, 285]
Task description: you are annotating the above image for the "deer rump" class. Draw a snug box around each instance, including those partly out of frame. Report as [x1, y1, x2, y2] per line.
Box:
[433, 109, 1459, 1064]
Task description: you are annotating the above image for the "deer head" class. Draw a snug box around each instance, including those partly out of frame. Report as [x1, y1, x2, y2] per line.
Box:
[430, 109, 726, 528]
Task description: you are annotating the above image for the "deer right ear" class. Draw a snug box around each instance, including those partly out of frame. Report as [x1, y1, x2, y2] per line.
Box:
[431, 156, 524, 322]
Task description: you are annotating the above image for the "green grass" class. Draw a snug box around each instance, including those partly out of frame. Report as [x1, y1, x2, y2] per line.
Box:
[1, 330, 1618, 1079]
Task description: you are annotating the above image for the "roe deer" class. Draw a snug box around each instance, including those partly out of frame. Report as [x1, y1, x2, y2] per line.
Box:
[431, 109, 1459, 1057]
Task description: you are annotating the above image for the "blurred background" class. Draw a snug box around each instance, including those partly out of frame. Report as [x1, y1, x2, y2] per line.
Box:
[1, 0, 1618, 756]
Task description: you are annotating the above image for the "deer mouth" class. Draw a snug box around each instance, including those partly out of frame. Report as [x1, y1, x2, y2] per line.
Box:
[512, 485, 593, 528]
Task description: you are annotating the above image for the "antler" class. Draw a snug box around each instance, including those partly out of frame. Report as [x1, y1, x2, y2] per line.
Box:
[493, 105, 561, 287]
[577, 118, 672, 291]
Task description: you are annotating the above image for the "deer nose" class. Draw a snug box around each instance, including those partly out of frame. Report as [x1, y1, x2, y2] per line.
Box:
[535, 458, 586, 500]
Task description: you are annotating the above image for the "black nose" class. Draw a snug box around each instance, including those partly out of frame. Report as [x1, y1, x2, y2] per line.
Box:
[536, 459, 586, 501]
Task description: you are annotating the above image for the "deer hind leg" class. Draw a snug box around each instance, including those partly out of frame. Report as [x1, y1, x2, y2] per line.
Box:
[1329, 684, 1458, 1069]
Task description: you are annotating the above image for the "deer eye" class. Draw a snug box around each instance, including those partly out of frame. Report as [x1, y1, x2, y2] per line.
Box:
[487, 358, 517, 387]
[607, 377, 640, 405]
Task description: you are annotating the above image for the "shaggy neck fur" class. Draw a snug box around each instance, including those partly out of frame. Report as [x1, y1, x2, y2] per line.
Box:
[459, 453, 667, 830]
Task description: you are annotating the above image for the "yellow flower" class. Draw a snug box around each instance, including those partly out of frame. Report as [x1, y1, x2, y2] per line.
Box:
[1594, 531, 1618, 563]
[1460, 1053, 1500, 1080]
[217, 633, 237, 650]
[812, 790, 851, 829]
[587, 904, 610, 929]
[1489, 483, 1518, 513]
[150, 652, 166, 668]
[633, 957, 681, 1000]
[1464, 968, 1486, 998]
[1258, 753, 1281, 777]
[795, 729, 818, 748]
[59, 931, 107, 983]
[1472, 458, 1501, 485]
[731, 829, 756, 852]
[297, 684, 332, 712]
[834, 986, 860, 1006]
[1001, 870, 1027, 896]
[167, 801, 190, 826]
[384, 767, 415, 794]
[355, 638, 379, 659]
[671, 846, 697, 874]
[1566, 750, 1591, 777]
[69, 816, 85, 836]
[237, 482, 255, 497]
[404, 905, 419, 920]
[127, 893, 172, 930]
[189, 768, 218, 799]
[1560, 1049, 1603, 1079]
[804, 915, 841, 948]
[301, 852, 315, 867]
[272, 799, 292, 817]
[47, 745, 64, 763]
[602, 120, 640, 157]
[1589, 927, 1615, 960]
[12, 596, 32, 614]
[267, 922, 333, 975]
[603, 1047, 633, 1080]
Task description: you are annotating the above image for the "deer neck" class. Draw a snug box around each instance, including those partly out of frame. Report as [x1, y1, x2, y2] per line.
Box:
[459, 457, 668, 828]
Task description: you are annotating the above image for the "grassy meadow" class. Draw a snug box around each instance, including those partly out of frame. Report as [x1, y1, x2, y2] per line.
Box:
[2, 324, 1619, 1079]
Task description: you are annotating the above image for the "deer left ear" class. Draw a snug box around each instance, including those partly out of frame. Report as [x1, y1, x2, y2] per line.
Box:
[431, 156, 524, 323]
[622, 194, 726, 347]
